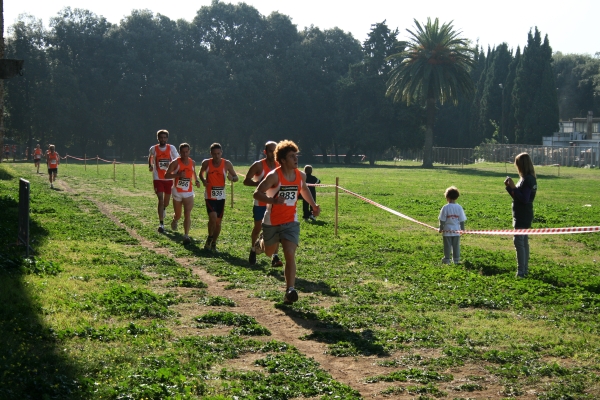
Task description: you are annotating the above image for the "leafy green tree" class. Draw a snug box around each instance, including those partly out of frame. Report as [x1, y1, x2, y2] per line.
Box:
[290, 26, 361, 162]
[386, 18, 475, 168]
[48, 7, 113, 155]
[337, 21, 421, 165]
[553, 52, 600, 119]
[5, 15, 52, 151]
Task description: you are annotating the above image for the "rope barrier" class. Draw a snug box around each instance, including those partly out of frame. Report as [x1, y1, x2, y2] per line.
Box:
[62, 154, 124, 164]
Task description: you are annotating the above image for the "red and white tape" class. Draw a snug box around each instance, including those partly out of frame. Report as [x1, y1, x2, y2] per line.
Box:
[311, 183, 599, 236]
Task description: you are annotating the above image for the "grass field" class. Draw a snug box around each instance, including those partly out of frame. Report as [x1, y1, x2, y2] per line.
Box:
[1, 159, 599, 399]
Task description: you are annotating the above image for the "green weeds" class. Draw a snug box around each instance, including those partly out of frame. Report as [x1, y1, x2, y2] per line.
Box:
[3, 161, 600, 398]
[93, 284, 179, 318]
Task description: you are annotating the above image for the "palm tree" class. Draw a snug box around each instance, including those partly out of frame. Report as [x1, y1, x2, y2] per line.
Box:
[386, 18, 475, 168]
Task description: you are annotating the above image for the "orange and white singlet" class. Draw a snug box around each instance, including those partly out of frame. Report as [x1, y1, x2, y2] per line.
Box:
[253, 159, 279, 206]
[34, 148, 42, 160]
[263, 167, 302, 225]
[173, 158, 195, 194]
[153, 144, 175, 180]
[47, 152, 59, 168]
[204, 158, 227, 200]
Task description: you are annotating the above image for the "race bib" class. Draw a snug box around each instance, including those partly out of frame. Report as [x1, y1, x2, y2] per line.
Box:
[278, 185, 298, 206]
[158, 158, 170, 170]
[211, 186, 225, 200]
[50, 160, 57, 166]
[177, 178, 191, 190]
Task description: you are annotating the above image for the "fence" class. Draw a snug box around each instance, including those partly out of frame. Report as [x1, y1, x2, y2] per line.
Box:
[475, 144, 599, 167]
[396, 145, 598, 167]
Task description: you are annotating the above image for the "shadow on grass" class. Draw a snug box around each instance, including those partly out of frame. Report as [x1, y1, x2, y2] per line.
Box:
[0, 177, 83, 398]
[276, 304, 389, 357]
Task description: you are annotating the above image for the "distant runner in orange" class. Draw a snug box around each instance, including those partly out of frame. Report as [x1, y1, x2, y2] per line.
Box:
[46, 145, 60, 189]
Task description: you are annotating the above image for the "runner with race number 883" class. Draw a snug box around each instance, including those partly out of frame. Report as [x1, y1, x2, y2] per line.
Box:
[253, 140, 320, 304]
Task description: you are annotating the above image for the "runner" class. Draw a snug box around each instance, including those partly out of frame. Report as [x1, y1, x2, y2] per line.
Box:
[164, 143, 200, 245]
[33, 144, 43, 173]
[243, 141, 282, 266]
[199, 143, 239, 252]
[148, 129, 179, 233]
[3, 145, 9, 162]
[253, 140, 320, 304]
[46, 145, 60, 189]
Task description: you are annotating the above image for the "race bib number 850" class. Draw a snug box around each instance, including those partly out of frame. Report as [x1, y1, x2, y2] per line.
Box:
[279, 186, 298, 206]
[158, 159, 170, 170]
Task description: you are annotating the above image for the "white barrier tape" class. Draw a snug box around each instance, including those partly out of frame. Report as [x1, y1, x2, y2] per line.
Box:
[337, 186, 439, 231]
[312, 183, 600, 236]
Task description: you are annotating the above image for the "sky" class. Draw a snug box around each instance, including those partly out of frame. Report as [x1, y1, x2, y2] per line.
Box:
[4, 0, 599, 55]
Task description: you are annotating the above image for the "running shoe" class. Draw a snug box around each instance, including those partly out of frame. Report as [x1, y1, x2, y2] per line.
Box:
[271, 254, 283, 267]
[254, 234, 264, 255]
[210, 243, 218, 253]
[182, 236, 191, 245]
[249, 249, 257, 265]
[171, 219, 178, 231]
[309, 215, 316, 221]
[157, 225, 165, 233]
[283, 287, 298, 304]
[204, 237, 212, 251]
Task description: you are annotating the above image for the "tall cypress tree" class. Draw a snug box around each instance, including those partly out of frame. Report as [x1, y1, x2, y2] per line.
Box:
[468, 46, 488, 145]
[513, 28, 558, 144]
[478, 43, 512, 141]
[503, 47, 520, 143]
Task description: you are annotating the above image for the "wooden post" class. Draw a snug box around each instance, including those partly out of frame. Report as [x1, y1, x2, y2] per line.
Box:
[335, 177, 339, 237]
[84, 154, 87, 171]
[113, 159, 116, 182]
[133, 159, 135, 188]
[230, 179, 234, 208]
[558, 164, 560, 177]
[96, 156, 99, 174]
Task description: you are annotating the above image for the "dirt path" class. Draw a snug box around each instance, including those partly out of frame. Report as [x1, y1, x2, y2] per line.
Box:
[57, 178, 511, 399]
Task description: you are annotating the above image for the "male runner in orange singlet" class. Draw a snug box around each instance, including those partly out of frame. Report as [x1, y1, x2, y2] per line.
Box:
[199, 143, 238, 252]
[165, 143, 200, 245]
[253, 140, 320, 304]
[148, 129, 179, 233]
[243, 141, 282, 267]
[46, 145, 60, 188]
[33, 144, 43, 173]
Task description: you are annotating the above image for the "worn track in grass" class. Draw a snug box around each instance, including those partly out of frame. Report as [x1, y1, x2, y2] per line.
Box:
[57, 178, 517, 399]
